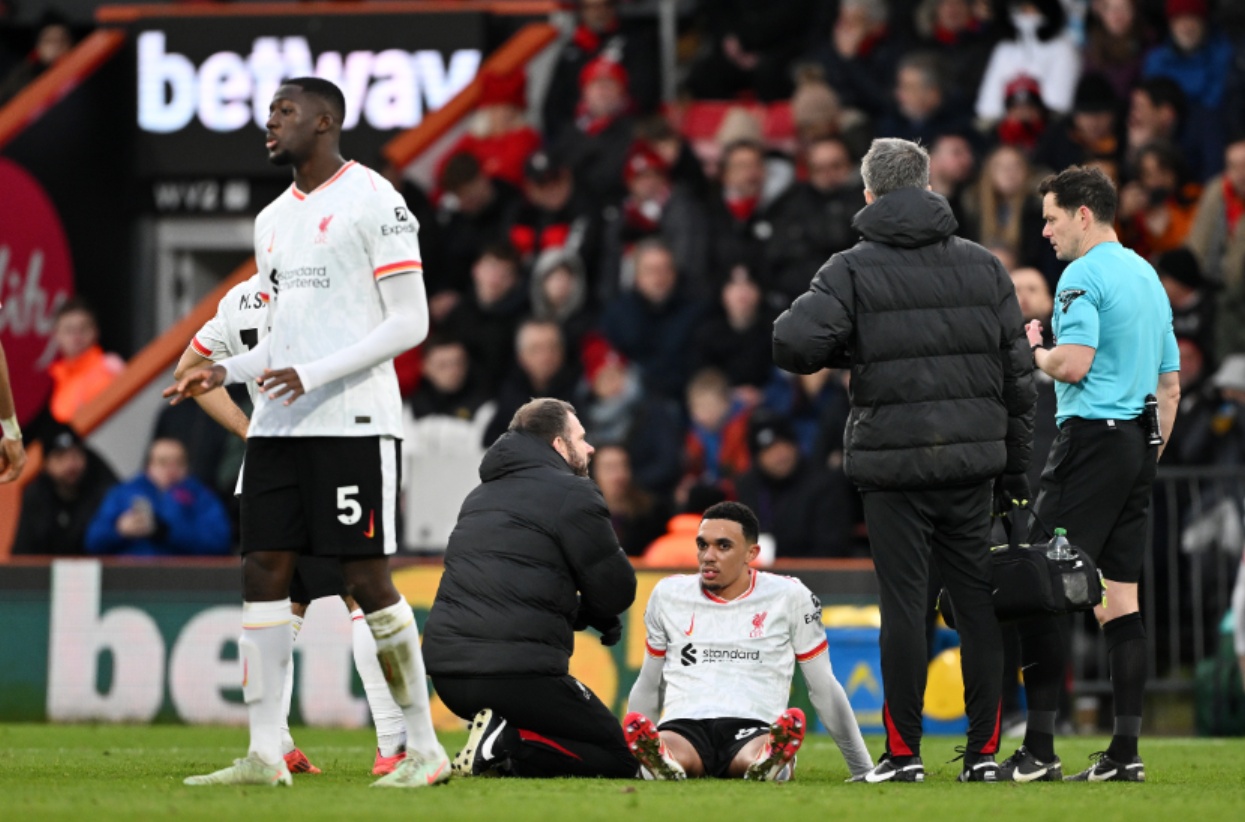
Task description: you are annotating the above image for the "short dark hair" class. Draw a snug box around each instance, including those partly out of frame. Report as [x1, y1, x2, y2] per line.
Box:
[1037, 165, 1118, 225]
[478, 241, 521, 270]
[441, 152, 483, 192]
[284, 76, 346, 124]
[422, 333, 465, 355]
[1134, 77, 1187, 123]
[54, 296, 97, 323]
[720, 138, 766, 168]
[508, 398, 576, 444]
[701, 501, 760, 545]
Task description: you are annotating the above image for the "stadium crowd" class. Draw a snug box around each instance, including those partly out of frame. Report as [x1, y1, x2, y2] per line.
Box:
[11, 0, 1245, 563]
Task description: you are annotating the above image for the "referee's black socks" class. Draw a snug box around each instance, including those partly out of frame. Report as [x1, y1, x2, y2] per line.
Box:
[1104, 612, 1146, 761]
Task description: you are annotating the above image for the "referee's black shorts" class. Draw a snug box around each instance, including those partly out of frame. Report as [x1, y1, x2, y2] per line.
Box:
[1031, 417, 1157, 583]
[240, 435, 402, 558]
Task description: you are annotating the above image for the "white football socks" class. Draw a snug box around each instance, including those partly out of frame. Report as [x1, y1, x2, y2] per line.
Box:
[278, 613, 305, 755]
[351, 608, 407, 756]
[241, 599, 293, 767]
[365, 597, 443, 761]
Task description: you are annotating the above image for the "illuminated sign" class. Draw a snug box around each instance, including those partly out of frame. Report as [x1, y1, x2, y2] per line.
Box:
[130, 12, 486, 179]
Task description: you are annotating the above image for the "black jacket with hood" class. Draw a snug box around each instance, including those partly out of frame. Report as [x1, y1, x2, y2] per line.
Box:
[773, 187, 1036, 490]
[423, 430, 637, 677]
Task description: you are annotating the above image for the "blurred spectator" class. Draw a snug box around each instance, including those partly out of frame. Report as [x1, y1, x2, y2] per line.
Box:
[0, 13, 73, 106]
[1009, 267, 1058, 488]
[509, 150, 603, 288]
[961, 145, 1048, 277]
[1156, 248, 1216, 363]
[1164, 339, 1238, 466]
[152, 384, 238, 498]
[439, 69, 539, 190]
[1125, 76, 1187, 167]
[806, 0, 905, 118]
[788, 65, 872, 161]
[529, 247, 594, 348]
[600, 240, 705, 400]
[913, 0, 996, 97]
[1189, 136, 1245, 356]
[1033, 72, 1123, 172]
[576, 335, 682, 496]
[640, 483, 728, 567]
[434, 153, 520, 315]
[767, 136, 866, 301]
[1187, 136, 1245, 287]
[766, 368, 853, 468]
[876, 51, 974, 146]
[440, 243, 529, 393]
[1117, 140, 1201, 259]
[592, 443, 669, 557]
[483, 319, 580, 446]
[541, 0, 659, 143]
[45, 298, 124, 425]
[735, 411, 854, 558]
[84, 438, 231, 557]
[552, 56, 634, 208]
[11, 425, 117, 556]
[1082, 0, 1155, 99]
[408, 335, 490, 422]
[928, 131, 978, 226]
[694, 139, 783, 297]
[1142, 0, 1233, 178]
[684, 0, 817, 102]
[599, 141, 708, 302]
[633, 114, 710, 198]
[994, 74, 1049, 154]
[680, 367, 753, 492]
[976, 0, 1080, 121]
[693, 266, 779, 392]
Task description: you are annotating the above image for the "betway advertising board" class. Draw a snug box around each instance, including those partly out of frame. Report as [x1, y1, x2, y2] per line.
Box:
[132, 11, 485, 179]
[0, 560, 961, 733]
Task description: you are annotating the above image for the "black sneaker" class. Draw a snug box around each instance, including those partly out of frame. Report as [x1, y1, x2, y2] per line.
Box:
[863, 753, 925, 783]
[452, 708, 517, 777]
[998, 746, 1063, 782]
[957, 756, 1001, 782]
[1065, 751, 1145, 783]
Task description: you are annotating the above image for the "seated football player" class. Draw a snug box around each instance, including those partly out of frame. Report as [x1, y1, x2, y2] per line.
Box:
[625, 501, 873, 781]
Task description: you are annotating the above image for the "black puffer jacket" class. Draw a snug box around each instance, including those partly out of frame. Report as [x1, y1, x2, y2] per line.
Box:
[422, 431, 637, 677]
[773, 187, 1036, 490]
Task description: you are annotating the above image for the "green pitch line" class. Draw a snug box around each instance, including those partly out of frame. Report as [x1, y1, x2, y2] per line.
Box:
[0, 725, 1242, 821]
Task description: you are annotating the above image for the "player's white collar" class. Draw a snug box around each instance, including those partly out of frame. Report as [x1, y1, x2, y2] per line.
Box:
[290, 160, 357, 201]
[700, 568, 758, 604]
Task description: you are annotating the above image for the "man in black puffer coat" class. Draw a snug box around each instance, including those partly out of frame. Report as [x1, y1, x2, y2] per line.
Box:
[424, 397, 637, 778]
[773, 138, 1036, 783]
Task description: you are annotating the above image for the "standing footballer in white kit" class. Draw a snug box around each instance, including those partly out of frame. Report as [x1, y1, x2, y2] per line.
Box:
[166, 77, 447, 788]
[176, 272, 410, 777]
[625, 501, 873, 782]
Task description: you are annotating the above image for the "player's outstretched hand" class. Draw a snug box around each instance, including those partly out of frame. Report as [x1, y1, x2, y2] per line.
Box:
[163, 365, 227, 405]
[258, 368, 305, 405]
[0, 436, 27, 483]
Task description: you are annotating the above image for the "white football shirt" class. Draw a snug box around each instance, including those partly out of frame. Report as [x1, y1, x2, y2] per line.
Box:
[249, 160, 423, 438]
[643, 570, 829, 723]
[191, 273, 270, 406]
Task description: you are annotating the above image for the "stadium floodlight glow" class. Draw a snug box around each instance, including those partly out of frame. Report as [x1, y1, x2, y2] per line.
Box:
[137, 31, 482, 134]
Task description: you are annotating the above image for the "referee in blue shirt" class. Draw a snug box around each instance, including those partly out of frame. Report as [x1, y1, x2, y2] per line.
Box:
[999, 166, 1180, 783]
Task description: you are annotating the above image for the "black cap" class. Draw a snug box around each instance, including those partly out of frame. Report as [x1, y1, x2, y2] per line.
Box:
[38, 423, 84, 455]
[523, 150, 567, 185]
[1073, 73, 1117, 114]
[748, 411, 797, 456]
[1156, 248, 1206, 290]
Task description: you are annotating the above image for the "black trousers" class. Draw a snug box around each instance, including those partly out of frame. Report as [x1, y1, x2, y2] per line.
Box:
[432, 674, 636, 779]
[863, 481, 1003, 758]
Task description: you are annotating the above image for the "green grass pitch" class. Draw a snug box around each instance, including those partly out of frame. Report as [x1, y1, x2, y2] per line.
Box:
[1, 724, 1243, 821]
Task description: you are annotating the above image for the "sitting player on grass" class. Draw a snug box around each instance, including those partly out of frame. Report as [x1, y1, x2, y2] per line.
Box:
[625, 502, 873, 781]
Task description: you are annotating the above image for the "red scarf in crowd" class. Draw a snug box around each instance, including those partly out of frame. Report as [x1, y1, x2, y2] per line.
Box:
[725, 194, 758, 223]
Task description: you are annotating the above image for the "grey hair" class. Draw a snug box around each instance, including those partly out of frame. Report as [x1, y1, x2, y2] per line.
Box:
[841, 0, 888, 24]
[861, 138, 930, 197]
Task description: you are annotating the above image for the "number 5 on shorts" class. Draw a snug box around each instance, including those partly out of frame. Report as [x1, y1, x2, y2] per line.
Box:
[337, 485, 362, 525]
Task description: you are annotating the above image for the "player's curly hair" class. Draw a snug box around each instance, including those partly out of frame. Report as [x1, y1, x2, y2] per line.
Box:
[702, 501, 760, 545]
